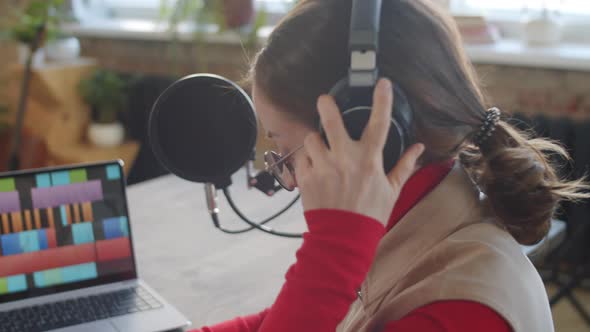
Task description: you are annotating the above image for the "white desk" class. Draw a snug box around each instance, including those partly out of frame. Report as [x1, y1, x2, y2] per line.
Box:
[126, 170, 566, 328]
[127, 171, 303, 327]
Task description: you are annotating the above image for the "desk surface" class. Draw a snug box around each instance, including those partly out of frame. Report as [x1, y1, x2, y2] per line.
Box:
[127, 170, 304, 327]
[127, 171, 565, 328]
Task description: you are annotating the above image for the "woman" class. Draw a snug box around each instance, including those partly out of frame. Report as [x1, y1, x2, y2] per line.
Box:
[194, 0, 588, 331]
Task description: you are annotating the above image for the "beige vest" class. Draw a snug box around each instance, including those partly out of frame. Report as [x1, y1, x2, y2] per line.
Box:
[337, 165, 554, 332]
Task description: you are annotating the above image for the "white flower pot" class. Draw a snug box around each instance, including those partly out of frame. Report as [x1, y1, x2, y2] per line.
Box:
[88, 122, 125, 148]
[523, 11, 562, 46]
[45, 37, 81, 62]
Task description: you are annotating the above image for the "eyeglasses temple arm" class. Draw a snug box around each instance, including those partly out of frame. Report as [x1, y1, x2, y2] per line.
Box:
[265, 143, 306, 171]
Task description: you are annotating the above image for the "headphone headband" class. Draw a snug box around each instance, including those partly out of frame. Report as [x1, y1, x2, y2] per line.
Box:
[349, 0, 382, 87]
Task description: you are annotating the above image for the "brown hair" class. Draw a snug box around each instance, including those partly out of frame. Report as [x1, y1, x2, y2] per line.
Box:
[249, 0, 589, 245]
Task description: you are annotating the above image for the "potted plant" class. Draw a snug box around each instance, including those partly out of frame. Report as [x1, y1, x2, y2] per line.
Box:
[522, 1, 562, 46]
[160, 0, 266, 73]
[162, 0, 255, 31]
[78, 70, 128, 148]
[6, 0, 67, 65]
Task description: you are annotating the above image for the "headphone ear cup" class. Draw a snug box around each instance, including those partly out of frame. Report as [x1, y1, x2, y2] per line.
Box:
[392, 85, 414, 145]
[326, 78, 412, 173]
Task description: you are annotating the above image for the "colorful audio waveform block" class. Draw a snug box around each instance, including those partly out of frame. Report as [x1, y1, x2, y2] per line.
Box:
[0, 237, 131, 277]
[69, 169, 88, 183]
[37, 229, 57, 249]
[0, 274, 27, 294]
[0, 192, 20, 214]
[60, 205, 69, 226]
[1, 206, 93, 234]
[73, 204, 81, 223]
[51, 171, 70, 186]
[82, 202, 93, 222]
[31, 180, 103, 210]
[34, 262, 98, 288]
[1, 214, 8, 234]
[95, 237, 131, 262]
[24, 210, 32, 230]
[36, 174, 51, 188]
[3, 231, 38, 255]
[72, 222, 95, 244]
[106, 165, 121, 180]
[0, 228, 56, 256]
[102, 217, 129, 239]
[36, 169, 89, 189]
[10, 212, 23, 232]
[0, 178, 15, 192]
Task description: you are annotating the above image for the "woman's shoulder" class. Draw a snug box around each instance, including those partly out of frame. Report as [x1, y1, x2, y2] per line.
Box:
[380, 219, 553, 332]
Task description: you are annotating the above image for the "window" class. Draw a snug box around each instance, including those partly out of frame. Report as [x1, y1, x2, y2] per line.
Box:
[454, 0, 590, 17]
[89, 0, 295, 20]
[450, 0, 590, 43]
[70, 0, 590, 44]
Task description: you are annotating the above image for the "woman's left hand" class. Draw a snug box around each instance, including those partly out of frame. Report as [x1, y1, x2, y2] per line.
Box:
[294, 79, 425, 227]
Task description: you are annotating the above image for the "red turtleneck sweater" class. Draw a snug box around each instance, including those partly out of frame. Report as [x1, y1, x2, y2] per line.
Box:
[192, 161, 511, 332]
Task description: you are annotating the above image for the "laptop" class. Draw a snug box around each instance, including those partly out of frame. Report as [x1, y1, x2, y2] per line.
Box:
[0, 161, 190, 332]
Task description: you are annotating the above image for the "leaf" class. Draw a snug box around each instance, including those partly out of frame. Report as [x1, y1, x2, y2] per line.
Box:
[6, 0, 68, 44]
[246, 7, 268, 48]
[78, 70, 129, 124]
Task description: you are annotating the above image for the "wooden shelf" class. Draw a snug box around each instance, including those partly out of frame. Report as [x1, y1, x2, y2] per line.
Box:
[47, 140, 139, 174]
[6, 58, 140, 174]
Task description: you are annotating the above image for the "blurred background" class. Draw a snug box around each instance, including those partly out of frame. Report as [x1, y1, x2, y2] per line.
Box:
[0, 0, 589, 330]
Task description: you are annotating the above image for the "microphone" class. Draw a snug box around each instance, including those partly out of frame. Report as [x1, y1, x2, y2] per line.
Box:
[149, 74, 257, 189]
[148, 74, 302, 238]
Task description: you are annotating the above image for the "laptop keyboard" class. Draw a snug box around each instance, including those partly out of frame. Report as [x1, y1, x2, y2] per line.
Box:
[0, 286, 162, 332]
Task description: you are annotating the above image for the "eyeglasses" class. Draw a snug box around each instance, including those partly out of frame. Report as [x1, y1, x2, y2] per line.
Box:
[264, 144, 305, 192]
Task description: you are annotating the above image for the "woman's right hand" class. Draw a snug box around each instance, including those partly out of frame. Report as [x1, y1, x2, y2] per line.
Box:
[294, 78, 425, 226]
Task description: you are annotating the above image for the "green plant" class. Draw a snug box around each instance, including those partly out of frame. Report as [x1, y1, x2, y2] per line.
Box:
[78, 70, 128, 124]
[160, 0, 268, 73]
[161, 0, 225, 32]
[4, 0, 67, 46]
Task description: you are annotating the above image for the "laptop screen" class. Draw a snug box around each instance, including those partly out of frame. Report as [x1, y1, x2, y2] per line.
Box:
[0, 161, 137, 304]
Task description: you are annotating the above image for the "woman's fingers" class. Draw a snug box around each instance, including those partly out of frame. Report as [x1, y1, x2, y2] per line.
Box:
[304, 132, 329, 167]
[362, 78, 394, 153]
[387, 143, 425, 190]
[317, 95, 351, 153]
[292, 150, 311, 190]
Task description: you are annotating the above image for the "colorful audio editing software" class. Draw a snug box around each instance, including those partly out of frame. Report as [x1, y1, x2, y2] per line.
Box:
[0, 163, 134, 296]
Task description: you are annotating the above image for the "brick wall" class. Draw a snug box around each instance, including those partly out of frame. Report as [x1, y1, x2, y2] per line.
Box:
[78, 37, 590, 120]
[78, 37, 255, 82]
[476, 64, 590, 120]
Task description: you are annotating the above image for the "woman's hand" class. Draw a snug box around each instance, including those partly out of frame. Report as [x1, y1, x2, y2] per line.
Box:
[294, 79, 425, 226]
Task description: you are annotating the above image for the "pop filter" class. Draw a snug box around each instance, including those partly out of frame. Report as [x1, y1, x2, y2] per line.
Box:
[148, 74, 257, 188]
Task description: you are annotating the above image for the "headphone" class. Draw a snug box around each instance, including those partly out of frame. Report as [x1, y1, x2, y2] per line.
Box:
[327, 0, 414, 172]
